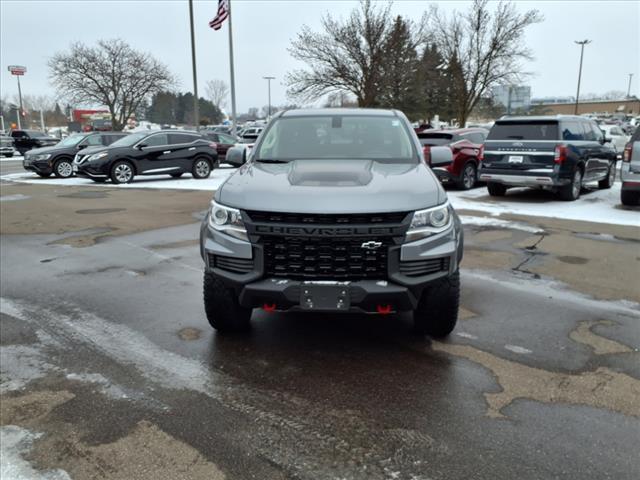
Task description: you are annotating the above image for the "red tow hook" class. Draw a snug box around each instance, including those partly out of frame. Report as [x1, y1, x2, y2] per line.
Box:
[376, 304, 392, 315]
[262, 303, 276, 312]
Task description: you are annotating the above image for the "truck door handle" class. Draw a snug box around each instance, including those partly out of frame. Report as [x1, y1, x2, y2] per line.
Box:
[163, 150, 171, 154]
[188, 147, 196, 151]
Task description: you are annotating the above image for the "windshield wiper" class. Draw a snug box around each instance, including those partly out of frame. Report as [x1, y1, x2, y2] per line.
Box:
[255, 158, 290, 163]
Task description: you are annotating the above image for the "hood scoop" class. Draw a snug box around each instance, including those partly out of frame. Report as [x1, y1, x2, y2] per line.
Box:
[287, 159, 373, 187]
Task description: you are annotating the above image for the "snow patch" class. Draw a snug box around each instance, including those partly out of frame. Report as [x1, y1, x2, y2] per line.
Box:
[0, 426, 72, 480]
[0, 194, 30, 202]
[455, 332, 478, 340]
[459, 215, 544, 233]
[504, 345, 532, 354]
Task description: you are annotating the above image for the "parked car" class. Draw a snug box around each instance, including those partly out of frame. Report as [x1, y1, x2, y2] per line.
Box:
[417, 128, 488, 189]
[0, 134, 17, 157]
[239, 126, 263, 143]
[22, 132, 128, 178]
[600, 124, 629, 157]
[199, 108, 462, 336]
[201, 131, 241, 160]
[479, 115, 617, 201]
[74, 130, 218, 184]
[620, 128, 640, 206]
[9, 129, 59, 155]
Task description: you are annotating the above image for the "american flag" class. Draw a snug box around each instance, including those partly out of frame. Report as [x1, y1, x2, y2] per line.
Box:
[209, 0, 229, 30]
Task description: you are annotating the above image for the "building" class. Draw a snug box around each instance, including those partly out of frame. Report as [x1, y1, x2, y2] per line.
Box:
[530, 98, 640, 116]
[491, 85, 531, 113]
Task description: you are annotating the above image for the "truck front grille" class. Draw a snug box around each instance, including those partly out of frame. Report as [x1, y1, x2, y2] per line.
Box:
[262, 236, 390, 279]
[399, 258, 450, 277]
[245, 211, 408, 225]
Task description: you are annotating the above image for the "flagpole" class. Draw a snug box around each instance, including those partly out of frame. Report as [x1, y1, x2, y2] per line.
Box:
[227, 0, 238, 136]
[188, 0, 200, 130]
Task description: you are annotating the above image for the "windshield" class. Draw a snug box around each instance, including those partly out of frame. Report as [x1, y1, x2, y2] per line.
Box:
[57, 134, 87, 147]
[109, 132, 147, 147]
[488, 122, 559, 141]
[255, 115, 416, 162]
[26, 130, 52, 138]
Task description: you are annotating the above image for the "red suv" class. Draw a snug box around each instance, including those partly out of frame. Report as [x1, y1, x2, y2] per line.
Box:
[417, 128, 488, 189]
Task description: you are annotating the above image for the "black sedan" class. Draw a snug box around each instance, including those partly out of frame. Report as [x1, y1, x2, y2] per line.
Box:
[23, 132, 127, 178]
[74, 130, 218, 184]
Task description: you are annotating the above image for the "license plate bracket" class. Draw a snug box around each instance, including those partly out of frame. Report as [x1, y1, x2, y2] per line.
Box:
[72, 165, 78, 172]
[508, 155, 524, 163]
[300, 283, 350, 311]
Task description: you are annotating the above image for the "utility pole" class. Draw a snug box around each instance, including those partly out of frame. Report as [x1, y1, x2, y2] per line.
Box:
[574, 39, 591, 115]
[188, 0, 200, 130]
[263, 76, 275, 119]
[627, 73, 634, 98]
[40, 109, 45, 132]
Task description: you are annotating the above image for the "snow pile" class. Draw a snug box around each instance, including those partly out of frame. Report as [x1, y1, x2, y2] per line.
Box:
[458, 215, 544, 234]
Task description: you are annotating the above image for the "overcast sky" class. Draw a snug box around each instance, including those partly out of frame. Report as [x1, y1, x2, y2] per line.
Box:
[1, 0, 638, 113]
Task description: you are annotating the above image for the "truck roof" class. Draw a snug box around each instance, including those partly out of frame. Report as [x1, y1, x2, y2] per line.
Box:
[498, 115, 587, 123]
[280, 108, 398, 117]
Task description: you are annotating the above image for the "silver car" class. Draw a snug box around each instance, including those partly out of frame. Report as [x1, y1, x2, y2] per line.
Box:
[621, 128, 640, 206]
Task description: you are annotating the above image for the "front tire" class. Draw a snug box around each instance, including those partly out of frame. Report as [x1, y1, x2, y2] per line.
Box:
[192, 157, 212, 179]
[559, 168, 582, 201]
[110, 161, 134, 184]
[91, 178, 107, 183]
[54, 159, 74, 178]
[413, 270, 460, 338]
[203, 271, 251, 333]
[598, 161, 616, 189]
[487, 182, 507, 197]
[170, 172, 184, 178]
[36, 172, 51, 178]
[457, 161, 477, 190]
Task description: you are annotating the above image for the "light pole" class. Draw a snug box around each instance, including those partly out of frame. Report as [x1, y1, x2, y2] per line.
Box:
[573, 39, 591, 115]
[263, 76, 275, 120]
[627, 73, 634, 98]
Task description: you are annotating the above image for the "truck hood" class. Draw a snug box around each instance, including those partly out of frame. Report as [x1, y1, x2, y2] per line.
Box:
[216, 159, 447, 213]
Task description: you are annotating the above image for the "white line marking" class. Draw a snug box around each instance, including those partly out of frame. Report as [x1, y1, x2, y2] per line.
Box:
[504, 344, 532, 354]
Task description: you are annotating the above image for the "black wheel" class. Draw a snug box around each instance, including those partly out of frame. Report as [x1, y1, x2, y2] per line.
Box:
[203, 271, 251, 333]
[110, 161, 134, 184]
[91, 178, 107, 183]
[559, 168, 582, 201]
[170, 172, 184, 178]
[621, 190, 640, 206]
[36, 172, 51, 178]
[54, 158, 74, 178]
[413, 270, 460, 338]
[487, 182, 507, 197]
[598, 162, 616, 189]
[192, 157, 212, 179]
[457, 161, 478, 190]
[3, 152, 13, 158]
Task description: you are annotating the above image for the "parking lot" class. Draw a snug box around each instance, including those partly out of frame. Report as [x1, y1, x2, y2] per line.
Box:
[1, 157, 639, 479]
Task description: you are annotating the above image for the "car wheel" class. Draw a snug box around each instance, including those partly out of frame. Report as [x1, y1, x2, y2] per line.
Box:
[559, 168, 583, 201]
[458, 162, 477, 190]
[413, 270, 460, 338]
[91, 178, 107, 183]
[487, 182, 507, 197]
[110, 161, 134, 184]
[203, 271, 251, 333]
[54, 159, 74, 178]
[170, 172, 184, 178]
[36, 172, 51, 178]
[192, 157, 212, 179]
[621, 190, 640, 206]
[598, 161, 616, 189]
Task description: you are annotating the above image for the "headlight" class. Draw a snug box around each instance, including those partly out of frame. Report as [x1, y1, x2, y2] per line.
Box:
[87, 152, 108, 162]
[208, 200, 248, 241]
[406, 202, 452, 242]
[30, 153, 51, 161]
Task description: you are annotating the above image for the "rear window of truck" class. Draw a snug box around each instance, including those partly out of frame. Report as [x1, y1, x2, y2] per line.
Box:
[487, 122, 559, 141]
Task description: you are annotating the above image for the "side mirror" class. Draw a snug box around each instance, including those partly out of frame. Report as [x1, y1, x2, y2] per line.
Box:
[429, 146, 454, 167]
[604, 137, 612, 143]
[225, 146, 246, 167]
[77, 144, 87, 150]
[137, 143, 148, 150]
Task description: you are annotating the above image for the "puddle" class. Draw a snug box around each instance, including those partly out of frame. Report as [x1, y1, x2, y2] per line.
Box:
[58, 191, 109, 199]
[557, 255, 589, 265]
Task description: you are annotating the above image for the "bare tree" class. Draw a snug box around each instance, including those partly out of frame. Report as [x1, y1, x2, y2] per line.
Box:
[49, 39, 175, 130]
[205, 79, 229, 110]
[429, 0, 542, 125]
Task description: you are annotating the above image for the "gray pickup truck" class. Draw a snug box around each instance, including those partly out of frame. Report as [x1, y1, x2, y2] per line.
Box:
[200, 108, 464, 336]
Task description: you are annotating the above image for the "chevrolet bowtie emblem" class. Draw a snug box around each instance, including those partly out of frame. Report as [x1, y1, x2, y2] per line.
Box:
[361, 241, 383, 250]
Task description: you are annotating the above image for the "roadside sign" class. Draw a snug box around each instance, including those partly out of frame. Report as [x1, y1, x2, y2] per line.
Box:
[7, 65, 27, 76]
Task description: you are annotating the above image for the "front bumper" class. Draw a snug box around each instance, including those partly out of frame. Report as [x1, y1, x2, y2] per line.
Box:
[23, 159, 52, 174]
[479, 168, 569, 187]
[0, 147, 16, 156]
[201, 214, 463, 313]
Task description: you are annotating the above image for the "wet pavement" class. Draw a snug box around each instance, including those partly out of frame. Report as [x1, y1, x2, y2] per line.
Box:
[1, 180, 639, 479]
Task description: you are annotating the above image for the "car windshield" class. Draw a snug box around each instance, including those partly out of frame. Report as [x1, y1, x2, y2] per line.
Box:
[255, 115, 416, 162]
[57, 134, 88, 147]
[109, 132, 148, 147]
[26, 130, 52, 138]
[488, 122, 559, 141]
[417, 133, 453, 146]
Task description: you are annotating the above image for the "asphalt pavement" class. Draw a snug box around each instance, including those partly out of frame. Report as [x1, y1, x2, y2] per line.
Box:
[1, 175, 639, 480]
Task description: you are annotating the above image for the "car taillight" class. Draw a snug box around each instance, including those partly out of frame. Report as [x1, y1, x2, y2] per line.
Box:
[554, 144, 567, 164]
[623, 143, 632, 163]
[478, 145, 484, 162]
[423, 145, 431, 165]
